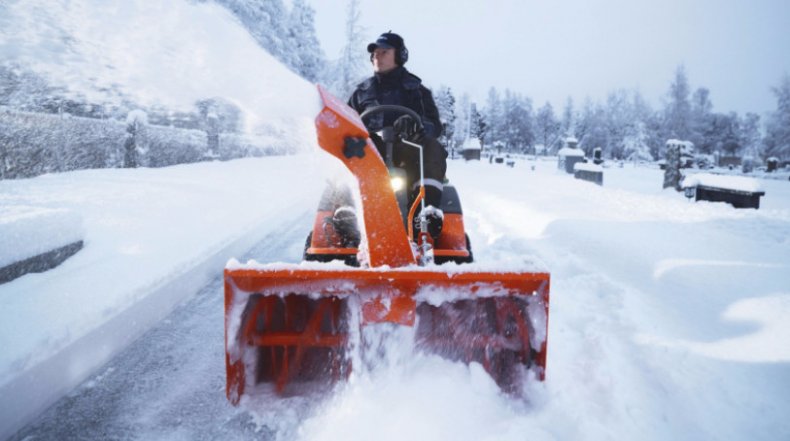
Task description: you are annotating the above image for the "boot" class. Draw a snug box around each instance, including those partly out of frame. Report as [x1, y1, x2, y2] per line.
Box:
[414, 205, 444, 240]
[332, 206, 360, 247]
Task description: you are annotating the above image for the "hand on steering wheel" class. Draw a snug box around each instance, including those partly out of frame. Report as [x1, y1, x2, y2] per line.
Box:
[393, 115, 422, 141]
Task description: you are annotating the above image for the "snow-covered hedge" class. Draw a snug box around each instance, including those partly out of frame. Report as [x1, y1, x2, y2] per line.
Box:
[0, 109, 289, 179]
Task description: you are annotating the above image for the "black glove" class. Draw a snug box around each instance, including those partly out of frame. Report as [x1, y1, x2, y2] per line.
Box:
[393, 115, 422, 141]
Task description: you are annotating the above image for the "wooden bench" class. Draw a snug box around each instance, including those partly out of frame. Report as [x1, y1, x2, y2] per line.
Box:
[692, 186, 765, 209]
[0, 241, 84, 284]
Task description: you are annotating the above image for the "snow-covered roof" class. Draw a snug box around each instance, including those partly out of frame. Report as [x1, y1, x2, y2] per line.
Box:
[565, 136, 578, 144]
[682, 173, 763, 193]
[558, 147, 585, 157]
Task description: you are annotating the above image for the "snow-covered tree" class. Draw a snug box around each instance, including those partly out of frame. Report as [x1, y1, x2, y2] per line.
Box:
[561, 96, 575, 138]
[740, 112, 762, 159]
[484, 87, 503, 149]
[662, 65, 692, 148]
[577, 100, 607, 157]
[453, 93, 472, 149]
[501, 90, 533, 153]
[534, 102, 560, 155]
[124, 110, 148, 168]
[622, 121, 652, 162]
[604, 89, 631, 159]
[763, 73, 790, 160]
[470, 103, 487, 148]
[217, 0, 327, 83]
[689, 87, 713, 152]
[434, 86, 456, 149]
[287, 0, 325, 82]
[328, 0, 369, 99]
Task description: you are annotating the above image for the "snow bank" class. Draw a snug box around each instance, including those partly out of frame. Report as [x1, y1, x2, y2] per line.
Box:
[0, 156, 330, 438]
[0, 206, 83, 269]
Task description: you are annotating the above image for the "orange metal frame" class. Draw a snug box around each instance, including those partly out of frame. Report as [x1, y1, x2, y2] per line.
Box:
[225, 267, 549, 401]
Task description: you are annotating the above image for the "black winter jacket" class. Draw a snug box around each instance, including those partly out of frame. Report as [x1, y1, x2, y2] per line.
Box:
[348, 66, 442, 139]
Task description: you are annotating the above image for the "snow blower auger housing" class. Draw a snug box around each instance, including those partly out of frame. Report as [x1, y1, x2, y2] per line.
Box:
[224, 85, 550, 403]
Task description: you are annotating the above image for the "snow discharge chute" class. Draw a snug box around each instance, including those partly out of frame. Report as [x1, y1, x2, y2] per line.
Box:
[224, 85, 550, 402]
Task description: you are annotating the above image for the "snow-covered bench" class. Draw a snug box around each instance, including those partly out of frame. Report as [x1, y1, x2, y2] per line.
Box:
[681, 173, 765, 209]
[0, 206, 84, 283]
[573, 162, 603, 186]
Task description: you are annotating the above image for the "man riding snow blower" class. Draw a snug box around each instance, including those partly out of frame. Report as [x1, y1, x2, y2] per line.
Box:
[347, 31, 448, 241]
[223, 33, 550, 403]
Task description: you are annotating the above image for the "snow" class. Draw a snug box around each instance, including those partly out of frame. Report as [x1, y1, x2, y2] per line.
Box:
[2, 0, 790, 439]
[0, 0, 321, 135]
[3, 156, 790, 440]
[666, 139, 694, 148]
[573, 162, 603, 172]
[0, 205, 83, 268]
[682, 172, 764, 193]
[460, 137, 482, 151]
[558, 147, 585, 157]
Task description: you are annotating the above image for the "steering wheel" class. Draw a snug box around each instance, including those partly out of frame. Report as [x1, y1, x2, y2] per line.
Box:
[358, 105, 425, 167]
[359, 104, 425, 135]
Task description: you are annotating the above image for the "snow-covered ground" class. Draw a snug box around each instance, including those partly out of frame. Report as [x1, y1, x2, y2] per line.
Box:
[2, 155, 789, 440]
[2, 0, 789, 439]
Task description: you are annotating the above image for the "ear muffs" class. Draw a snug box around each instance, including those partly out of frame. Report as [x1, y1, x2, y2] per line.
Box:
[398, 46, 409, 65]
[369, 45, 409, 65]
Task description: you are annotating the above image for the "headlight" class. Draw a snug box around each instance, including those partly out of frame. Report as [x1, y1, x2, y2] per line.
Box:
[390, 176, 405, 191]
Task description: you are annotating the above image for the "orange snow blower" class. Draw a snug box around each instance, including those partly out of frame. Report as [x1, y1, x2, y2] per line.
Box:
[224, 86, 550, 403]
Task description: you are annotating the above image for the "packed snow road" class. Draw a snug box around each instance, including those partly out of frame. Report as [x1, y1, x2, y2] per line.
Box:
[5, 157, 790, 441]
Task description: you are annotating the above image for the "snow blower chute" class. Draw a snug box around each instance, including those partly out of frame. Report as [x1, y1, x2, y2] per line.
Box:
[224, 86, 550, 403]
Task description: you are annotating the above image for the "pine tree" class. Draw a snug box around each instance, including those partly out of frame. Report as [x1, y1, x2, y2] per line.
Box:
[689, 87, 712, 151]
[740, 112, 761, 159]
[501, 90, 533, 153]
[535, 102, 560, 155]
[622, 121, 652, 162]
[453, 93, 471, 148]
[763, 73, 790, 161]
[217, 0, 326, 83]
[329, 0, 368, 99]
[484, 87, 503, 151]
[662, 65, 692, 147]
[578, 100, 607, 157]
[434, 86, 456, 149]
[604, 89, 631, 159]
[288, 0, 326, 82]
[561, 96, 575, 138]
[470, 103, 487, 149]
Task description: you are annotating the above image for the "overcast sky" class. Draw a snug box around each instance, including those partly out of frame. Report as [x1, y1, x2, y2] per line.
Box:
[308, 0, 790, 117]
